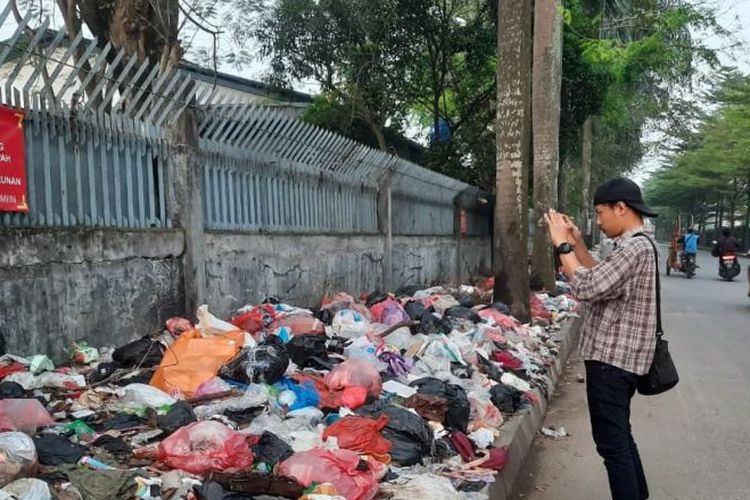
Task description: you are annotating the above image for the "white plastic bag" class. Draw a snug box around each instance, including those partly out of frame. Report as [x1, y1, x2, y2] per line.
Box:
[120, 384, 176, 409]
[4, 372, 85, 390]
[197, 305, 241, 336]
[0, 433, 37, 487]
[330, 310, 370, 338]
[0, 478, 51, 500]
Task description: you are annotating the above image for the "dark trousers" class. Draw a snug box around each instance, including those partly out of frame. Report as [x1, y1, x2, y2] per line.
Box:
[585, 360, 649, 500]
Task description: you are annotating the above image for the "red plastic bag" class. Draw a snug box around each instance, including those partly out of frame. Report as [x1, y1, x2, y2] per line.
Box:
[166, 317, 193, 335]
[491, 351, 523, 370]
[278, 449, 384, 500]
[0, 399, 55, 433]
[369, 299, 409, 325]
[482, 446, 509, 471]
[157, 421, 254, 475]
[478, 308, 519, 330]
[230, 305, 277, 333]
[324, 359, 381, 398]
[269, 313, 324, 336]
[289, 373, 368, 410]
[322, 415, 392, 455]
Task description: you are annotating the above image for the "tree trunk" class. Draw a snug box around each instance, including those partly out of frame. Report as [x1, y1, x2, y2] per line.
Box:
[494, 0, 533, 322]
[744, 188, 750, 250]
[371, 122, 389, 152]
[530, 0, 563, 292]
[581, 116, 593, 245]
[109, 0, 180, 67]
[717, 193, 724, 232]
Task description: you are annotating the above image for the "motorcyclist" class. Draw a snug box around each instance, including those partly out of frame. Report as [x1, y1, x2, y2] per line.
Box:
[678, 228, 699, 270]
[712, 227, 740, 257]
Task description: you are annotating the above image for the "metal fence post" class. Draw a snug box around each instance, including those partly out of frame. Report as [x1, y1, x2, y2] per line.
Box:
[454, 193, 463, 285]
[377, 171, 393, 291]
[167, 106, 206, 316]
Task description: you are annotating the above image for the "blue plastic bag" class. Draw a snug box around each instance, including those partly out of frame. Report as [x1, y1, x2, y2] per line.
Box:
[275, 378, 320, 411]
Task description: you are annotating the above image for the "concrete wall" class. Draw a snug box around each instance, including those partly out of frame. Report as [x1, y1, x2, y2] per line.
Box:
[0, 228, 185, 360]
[205, 232, 491, 318]
[0, 228, 490, 359]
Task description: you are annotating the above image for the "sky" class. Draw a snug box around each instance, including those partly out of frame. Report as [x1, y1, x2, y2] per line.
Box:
[633, 0, 750, 184]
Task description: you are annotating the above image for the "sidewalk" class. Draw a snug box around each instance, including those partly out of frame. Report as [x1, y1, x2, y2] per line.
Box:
[490, 314, 583, 499]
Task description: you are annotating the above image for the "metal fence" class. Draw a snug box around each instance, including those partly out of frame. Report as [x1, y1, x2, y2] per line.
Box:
[0, 5, 490, 236]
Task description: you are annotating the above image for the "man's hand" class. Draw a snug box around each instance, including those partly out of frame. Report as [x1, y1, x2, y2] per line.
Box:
[544, 209, 572, 247]
[561, 214, 583, 245]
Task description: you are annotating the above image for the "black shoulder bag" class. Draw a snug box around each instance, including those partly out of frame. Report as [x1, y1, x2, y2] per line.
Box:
[635, 234, 679, 396]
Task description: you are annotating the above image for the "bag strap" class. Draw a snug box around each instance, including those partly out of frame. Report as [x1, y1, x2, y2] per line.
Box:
[634, 233, 662, 335]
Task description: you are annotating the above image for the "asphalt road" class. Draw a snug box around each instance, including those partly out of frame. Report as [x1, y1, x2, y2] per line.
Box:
[510, 249, 750, 500]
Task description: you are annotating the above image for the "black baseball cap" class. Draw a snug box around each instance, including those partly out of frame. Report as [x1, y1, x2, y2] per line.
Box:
[593, 177, 658, 218]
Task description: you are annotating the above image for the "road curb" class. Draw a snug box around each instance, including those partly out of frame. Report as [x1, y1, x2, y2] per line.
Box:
[489, 314, 584, 499]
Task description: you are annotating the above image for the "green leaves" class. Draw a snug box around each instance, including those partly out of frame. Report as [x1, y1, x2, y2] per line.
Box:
[646, 75, 750, 215]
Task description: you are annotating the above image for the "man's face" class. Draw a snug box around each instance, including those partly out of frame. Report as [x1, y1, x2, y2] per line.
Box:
[595, 203, 622, 238]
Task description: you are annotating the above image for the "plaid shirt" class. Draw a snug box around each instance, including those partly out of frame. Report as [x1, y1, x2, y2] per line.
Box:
[569, 227, 657, 375]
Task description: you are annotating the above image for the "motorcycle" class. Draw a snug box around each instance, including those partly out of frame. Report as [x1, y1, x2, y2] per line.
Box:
[711, 240, 742, 282]
[719, 254, 741, 281]
[681, 252, 696, 279]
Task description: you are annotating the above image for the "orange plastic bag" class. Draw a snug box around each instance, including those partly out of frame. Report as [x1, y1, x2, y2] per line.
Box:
[323, 415, 391, 455]
[150, 329, 244, 398]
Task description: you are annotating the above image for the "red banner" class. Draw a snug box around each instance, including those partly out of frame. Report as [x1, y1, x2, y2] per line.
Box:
[0, 105, 27, 212]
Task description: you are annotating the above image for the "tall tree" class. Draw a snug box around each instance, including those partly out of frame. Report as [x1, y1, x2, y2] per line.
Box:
[530, 0, 564, 291]
[257, 0, 415, 151]
[494, 0, 532, 322]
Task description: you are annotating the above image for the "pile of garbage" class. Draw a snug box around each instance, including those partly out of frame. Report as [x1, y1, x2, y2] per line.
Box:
[0, 282, 577, 499]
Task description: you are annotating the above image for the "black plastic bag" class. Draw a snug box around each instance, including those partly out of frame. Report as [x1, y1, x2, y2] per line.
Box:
[285, 335, 329, 369]
[418, 312, 451, 335]
[88, 361, 121, 385]
[379, 406, 434, 466]
[33, 434, 88, 465]
[0, 381, 25, 399]
[93, 413, 148, 431]
[92, 435, 131, 460]
[223, 406, 264, 426]
[251, 431, 294, 466]
[314, 307, 335, 326]
[410, 377, 470, 432]
[365, 291, 388, 308]
[450, 362, 473, 379]
[434, 437, 458, 460]
[403, 301, 427, 321]
[444, 306, 481, 323]
[156, 401, 197, 435]
[220, 341, 289, 385]
[490, 383, 525, 413]
[455, 295, 476, 308]
[489, 302, 511, 315]
[112, 337, 165, 368]
[477, 355, 503, 383]
[395, 285, 427, 298]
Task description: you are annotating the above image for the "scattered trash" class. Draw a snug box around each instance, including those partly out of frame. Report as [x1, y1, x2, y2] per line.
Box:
[541, 426, 570, 439]
[0, 282, 576, 498]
